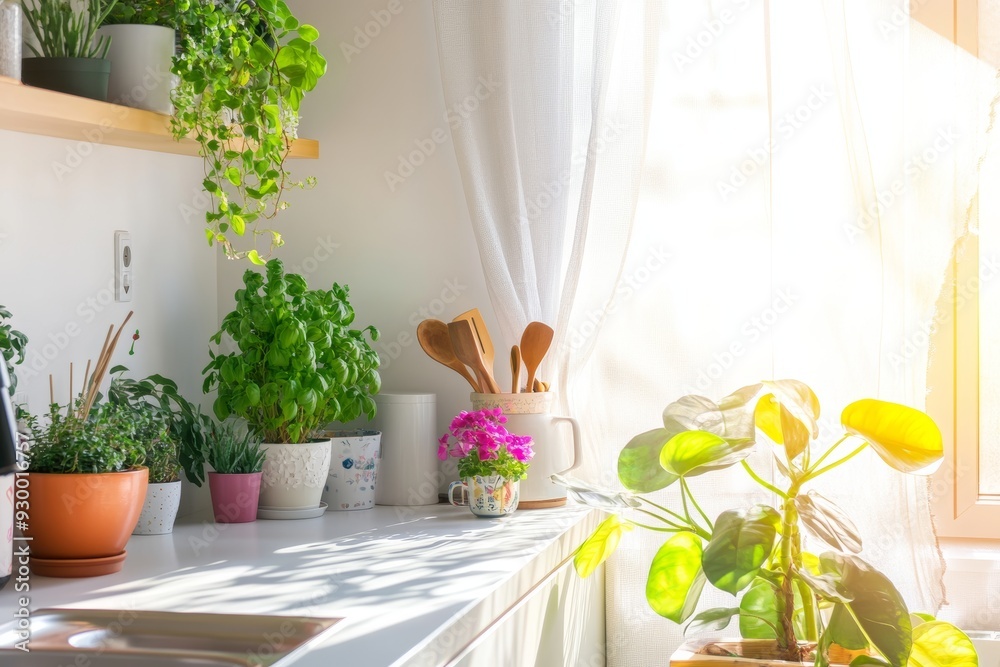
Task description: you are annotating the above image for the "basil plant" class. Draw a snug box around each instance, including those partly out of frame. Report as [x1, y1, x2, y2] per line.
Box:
[557, 380, 978, 667]
[203, 260, 381, 444]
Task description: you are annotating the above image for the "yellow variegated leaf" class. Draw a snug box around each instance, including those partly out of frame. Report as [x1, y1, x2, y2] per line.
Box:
[762, 379, 821, 437]
[841, 399, 943, 475]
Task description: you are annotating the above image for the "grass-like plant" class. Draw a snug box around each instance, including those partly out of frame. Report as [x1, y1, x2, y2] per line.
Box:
[560, 380, 978, 667]
[207, 422, 265, 475]
[23, 0, 118, 59]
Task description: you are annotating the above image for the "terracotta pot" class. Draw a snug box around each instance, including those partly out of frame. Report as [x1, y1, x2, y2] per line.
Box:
[208, 472, 262, 523]
[23, 468, 148, 560]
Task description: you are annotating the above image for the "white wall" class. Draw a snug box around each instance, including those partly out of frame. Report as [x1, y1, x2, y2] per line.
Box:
[0, 129, 218, 515]
[217, 0, 493, 490]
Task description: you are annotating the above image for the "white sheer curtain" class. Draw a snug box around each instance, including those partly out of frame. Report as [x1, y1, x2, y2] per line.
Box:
[435, 1, 995, 666]
[431, 0, 662, 409]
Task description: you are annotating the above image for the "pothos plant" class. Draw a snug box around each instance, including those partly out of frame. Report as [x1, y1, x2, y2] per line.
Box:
[558, 380, 978, 667]
[203, 259, 381, 444]
[171, 0, 328, 263]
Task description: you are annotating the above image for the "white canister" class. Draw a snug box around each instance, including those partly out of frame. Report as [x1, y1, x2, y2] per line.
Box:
[0, 0, 21, 81]
[372, 392, 438, 506]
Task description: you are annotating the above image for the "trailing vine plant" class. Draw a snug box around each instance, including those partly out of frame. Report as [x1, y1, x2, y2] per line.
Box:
[171, 0, 327, 264]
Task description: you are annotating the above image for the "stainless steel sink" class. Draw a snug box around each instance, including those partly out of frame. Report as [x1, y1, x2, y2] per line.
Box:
[0, 609, 342, 666]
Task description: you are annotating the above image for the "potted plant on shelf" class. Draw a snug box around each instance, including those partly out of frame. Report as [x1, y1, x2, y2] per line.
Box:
[97, 0, 176, 113]
[21, 0, 118, 101]
[557, 380, 978, 667]
[203, 259, 381, 515]
[23, 402, 147, 577]
[440, 408, 534, 518]
[171, 0, 327, 263]
[206, 422, 265, 523]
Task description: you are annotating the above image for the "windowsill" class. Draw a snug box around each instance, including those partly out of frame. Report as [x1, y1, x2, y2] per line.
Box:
[939, 536, 1000, 569]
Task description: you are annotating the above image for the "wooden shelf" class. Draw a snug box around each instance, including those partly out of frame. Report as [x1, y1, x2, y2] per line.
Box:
[0, 76, 319, 159]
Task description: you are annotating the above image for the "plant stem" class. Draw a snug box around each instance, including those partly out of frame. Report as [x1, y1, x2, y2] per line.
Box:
[742, 460, 789, 499]
[804, 434, 850, 475]
[801, 442, 868, 483]
[627, 520, 683, 533]
[634, 508, 689, 531]
[680, 477, 714, 531]
[637, 496, 693, 526]
[776, 497, 799, 660]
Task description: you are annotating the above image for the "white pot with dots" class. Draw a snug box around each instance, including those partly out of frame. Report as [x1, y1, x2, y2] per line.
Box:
[132, 481, 182, 535]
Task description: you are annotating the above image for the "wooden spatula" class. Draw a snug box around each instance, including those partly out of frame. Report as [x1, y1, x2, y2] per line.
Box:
[448, 320, 501, 393]
[416, 320, 481, 391]
[510, 345, 521, 394]
[452, 309, 495, 382]
[520, 321, 554, 393]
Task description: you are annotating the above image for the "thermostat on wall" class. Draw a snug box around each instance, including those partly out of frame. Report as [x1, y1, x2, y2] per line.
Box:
[115, 231, 132, 302]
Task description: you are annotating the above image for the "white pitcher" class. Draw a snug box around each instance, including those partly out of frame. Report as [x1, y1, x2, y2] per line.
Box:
[470, 392, 582, 509]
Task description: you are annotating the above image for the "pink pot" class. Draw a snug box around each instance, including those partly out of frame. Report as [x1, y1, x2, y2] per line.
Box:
[208, 472, 262, 523]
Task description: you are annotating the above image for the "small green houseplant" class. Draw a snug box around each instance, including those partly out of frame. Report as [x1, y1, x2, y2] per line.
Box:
[204, 259, 382, 443]
[203, 259, 381, 510]
[21, 0, 118, 100]
[206, 422, 266, 523]
[0, 306, 27, 398]
[560, 380, 978, 667]
[103, 0, 174, 26]
[171, 0, 328, 263]
[23, 402, 148, 575]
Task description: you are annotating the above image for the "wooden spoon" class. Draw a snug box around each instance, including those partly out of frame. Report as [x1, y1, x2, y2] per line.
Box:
[416, 320, 481, 391]
[448, 320, 501, 393]
[452, 309, 495, 382]
[520, 321, 554, 393]
[510, 345, 521, 394]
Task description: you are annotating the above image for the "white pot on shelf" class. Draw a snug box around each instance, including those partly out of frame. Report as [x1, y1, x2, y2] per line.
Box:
[95, 24, 177, 114]
[321, 430, 381, 511]
[259, 440, 332, 511]
[132, 481, 182, 535]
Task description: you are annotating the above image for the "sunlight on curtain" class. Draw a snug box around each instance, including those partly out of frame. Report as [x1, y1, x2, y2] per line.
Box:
[569, 1, 997, 665]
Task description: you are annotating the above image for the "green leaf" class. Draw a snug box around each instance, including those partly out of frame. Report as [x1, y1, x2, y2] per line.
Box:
[795, 491, 863, 553]
[298, 24, 319, 42]
[573, 514, 632, 578]
[685, 607, 740, 636]
[247, 249, 265, 266]
[702, 506, 781, 594]
[841, 400, 944, 474]
[852, 658, 892, 667]
[907, 621, 978, 667]
[739, 578, 779, 639]
[618, 428, 680, 492]
[660, 429, 756, 478]
[224, 167, 242, 186]
[824, 553, 912, 666]
[232, 215, 246, 236]
[646, 532, 707, 623]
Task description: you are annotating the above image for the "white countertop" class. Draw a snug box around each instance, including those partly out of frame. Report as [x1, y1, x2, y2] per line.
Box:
[0, 503, 598, 667]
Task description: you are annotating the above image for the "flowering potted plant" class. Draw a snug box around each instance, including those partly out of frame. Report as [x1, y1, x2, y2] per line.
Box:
[440, 408, 534, 518]
[556, 380, 977, 667]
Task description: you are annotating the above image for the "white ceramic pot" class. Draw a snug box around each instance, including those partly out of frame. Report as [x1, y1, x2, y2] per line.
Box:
[132, 481, 181, 535]
[470, 392, 582, 508]
[95, 24, 176, 114]
[321, 430, 380, 511]
[259, 440, 332, 510]
[448, 475, 519, 518]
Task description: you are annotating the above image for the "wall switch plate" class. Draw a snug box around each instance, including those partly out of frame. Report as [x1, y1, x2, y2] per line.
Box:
[115, 231, 132, 302]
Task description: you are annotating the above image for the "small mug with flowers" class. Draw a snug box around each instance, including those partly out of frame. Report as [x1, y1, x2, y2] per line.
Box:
[439, 408, 534, 518]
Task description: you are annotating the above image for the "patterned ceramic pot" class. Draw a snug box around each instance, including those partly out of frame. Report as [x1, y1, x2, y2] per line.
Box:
[259, 440, 332, 510]
[321, 430, 380, 511]
[132, 481, 181, 535]
[448, 475, 520, 518]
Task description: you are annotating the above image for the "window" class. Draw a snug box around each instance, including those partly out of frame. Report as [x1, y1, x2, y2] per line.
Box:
[925, 0, 1000, 539]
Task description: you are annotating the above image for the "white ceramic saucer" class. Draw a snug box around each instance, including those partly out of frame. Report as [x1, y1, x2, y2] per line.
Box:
[256, 502, 328, 520]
